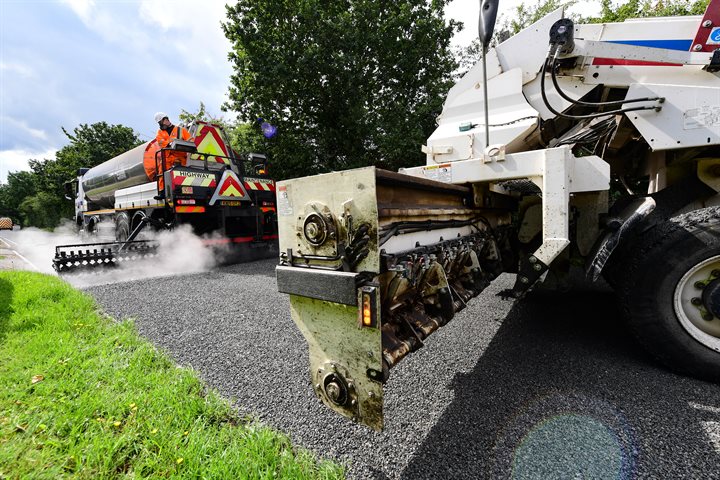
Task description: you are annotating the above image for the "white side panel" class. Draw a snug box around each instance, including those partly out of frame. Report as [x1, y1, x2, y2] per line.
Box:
[115, 182, 160, 209]
[443, 48, 502, 111]
[593, 15, 700, 42]
[495, 8, 565, 84]
[626, 83, 720, 151]
[523, 73, 597, 120]
[425, 68, 539, 164]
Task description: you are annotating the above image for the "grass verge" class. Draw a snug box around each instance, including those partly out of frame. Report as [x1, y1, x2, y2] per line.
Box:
[0, 271, 344, 479]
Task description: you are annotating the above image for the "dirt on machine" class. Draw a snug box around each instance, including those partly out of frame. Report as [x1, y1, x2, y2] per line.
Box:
[54, 120, 278, 273]
[276, 1, 720, 430]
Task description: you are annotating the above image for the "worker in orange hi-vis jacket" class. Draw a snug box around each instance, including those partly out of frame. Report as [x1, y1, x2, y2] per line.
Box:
[155, 112, 191, 165]
[144, 112, 193, 191]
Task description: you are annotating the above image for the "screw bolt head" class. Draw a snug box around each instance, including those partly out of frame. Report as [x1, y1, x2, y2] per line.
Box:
[695, 281, 706, 289]
[702, 312, 714, 321]
[691, 297, 702, 306]
[694, 44, 703, 52]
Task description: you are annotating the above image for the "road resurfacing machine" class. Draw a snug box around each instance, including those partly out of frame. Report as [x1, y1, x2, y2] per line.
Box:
[276, 1, 720, 429]
[54, 120, 278, 272]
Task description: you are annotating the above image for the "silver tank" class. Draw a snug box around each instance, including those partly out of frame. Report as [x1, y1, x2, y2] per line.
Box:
[81, 142, 152, 209]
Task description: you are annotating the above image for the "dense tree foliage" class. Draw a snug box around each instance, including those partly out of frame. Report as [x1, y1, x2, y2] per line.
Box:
[0, 171, 37, 225]
[222, 0, 461, 180]
[0, 123, 140, 228]
[592, 0, 709, 22]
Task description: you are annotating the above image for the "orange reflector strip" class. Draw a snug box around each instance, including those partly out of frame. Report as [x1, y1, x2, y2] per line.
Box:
[359, 287, 379, 329]
[175, 206, 206, 213]
[362, 295, 372, 326]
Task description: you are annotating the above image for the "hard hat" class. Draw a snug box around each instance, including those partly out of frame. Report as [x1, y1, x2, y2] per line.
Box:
[154, 112, 168, 123]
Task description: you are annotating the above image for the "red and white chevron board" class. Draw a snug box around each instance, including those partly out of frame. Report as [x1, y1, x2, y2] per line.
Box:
[243, 179, 276, 192]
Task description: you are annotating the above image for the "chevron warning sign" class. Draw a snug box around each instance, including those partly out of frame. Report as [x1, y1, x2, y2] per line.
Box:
[209, 169, 250, 205]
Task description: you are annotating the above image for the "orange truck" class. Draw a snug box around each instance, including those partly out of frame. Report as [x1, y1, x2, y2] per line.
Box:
[54, 120, 277, 272]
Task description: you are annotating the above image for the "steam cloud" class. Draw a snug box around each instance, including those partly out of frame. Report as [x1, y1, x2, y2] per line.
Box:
[0, 222, 223, 288]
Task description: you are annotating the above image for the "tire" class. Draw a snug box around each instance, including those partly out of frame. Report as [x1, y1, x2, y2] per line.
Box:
[115, 212, 130, 243]
[619, 206, 720, 383]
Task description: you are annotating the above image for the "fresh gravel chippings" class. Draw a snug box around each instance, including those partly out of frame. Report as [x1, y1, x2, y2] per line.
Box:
[85, 259, 720, 479]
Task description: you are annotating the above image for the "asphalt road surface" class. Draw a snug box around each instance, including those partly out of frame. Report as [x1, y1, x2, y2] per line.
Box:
[84, 259, 720, 479]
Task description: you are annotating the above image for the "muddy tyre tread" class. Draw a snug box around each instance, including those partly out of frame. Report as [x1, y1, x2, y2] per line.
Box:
[617, 206, 720, 383]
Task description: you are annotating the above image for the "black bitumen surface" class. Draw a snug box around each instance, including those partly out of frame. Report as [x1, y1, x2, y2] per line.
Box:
[85, 259, 720, 479]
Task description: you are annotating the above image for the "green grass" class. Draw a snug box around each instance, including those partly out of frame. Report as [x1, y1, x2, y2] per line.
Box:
[0, 271, 344, 479]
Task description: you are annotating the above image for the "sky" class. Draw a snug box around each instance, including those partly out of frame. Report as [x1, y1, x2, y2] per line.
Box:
[0, 0, 601, 184]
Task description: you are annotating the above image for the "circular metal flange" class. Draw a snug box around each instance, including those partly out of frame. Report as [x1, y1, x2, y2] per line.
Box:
[314, 362, 358, 411]
[674, 255, 720, 353]
[303, 212, 329, 246]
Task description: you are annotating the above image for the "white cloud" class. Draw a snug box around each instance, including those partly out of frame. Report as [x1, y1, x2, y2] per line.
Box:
[0, 148, 57, 184]
[53, 0, 232, 113]
[1, 116, 49, 141]
[59, 0, 96, 25]
[0, 61, 34, 77]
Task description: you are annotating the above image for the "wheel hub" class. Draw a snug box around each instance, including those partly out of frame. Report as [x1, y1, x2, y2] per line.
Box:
[674, 255, 720, 353]
[701, 278, 720, 319]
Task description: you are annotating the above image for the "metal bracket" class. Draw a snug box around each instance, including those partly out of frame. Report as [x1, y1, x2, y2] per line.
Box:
[498, 255, 549, 299]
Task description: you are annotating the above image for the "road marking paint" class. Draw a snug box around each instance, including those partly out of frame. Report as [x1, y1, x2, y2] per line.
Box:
[0, 235, 18, 247]
[689, 401, 720, 414]
[701, 421, 720, 453]
[10, 249, 39, 272]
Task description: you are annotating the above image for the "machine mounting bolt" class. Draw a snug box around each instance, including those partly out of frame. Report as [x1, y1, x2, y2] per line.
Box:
[695, 281, 706, 289]
[520, 276, 529, 284]
[702, 312, 714, 321]
[694, 44, 703, 51]
[330, 363, 337, 370]
[703, 20, 713, 28]
[712, 269, 720, 277]
[528, 256, 537, 264]
[533, 264, 542, 271]
[691, 297, 703, 306]
[368, 391, 375, 398]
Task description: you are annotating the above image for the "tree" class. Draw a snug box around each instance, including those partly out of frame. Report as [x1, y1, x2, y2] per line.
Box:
[591, 0, 709, 22]
[18, 192, 63, 230]
[178, 101, 225, 126]
[39, 122, 141, 222]
[2, 122, 142, 228]
[0, 171, 37, 225]
[222, 0, 461, 180]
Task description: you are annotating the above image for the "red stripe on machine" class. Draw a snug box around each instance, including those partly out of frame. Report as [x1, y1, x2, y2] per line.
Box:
[591, 58, 682, 67]
[201, 234, 279, 246]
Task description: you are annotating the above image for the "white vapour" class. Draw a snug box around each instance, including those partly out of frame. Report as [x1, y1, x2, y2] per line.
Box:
[2, 222, 220, 288]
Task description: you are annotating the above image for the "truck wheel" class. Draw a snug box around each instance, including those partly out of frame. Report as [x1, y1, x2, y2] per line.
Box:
[620, 206, 720, 382]
[115, 212, 130, 242]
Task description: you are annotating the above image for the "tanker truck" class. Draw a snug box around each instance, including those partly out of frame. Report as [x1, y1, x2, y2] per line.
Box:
[275, 1, 720, 430]
[54, 120, 278, 272]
